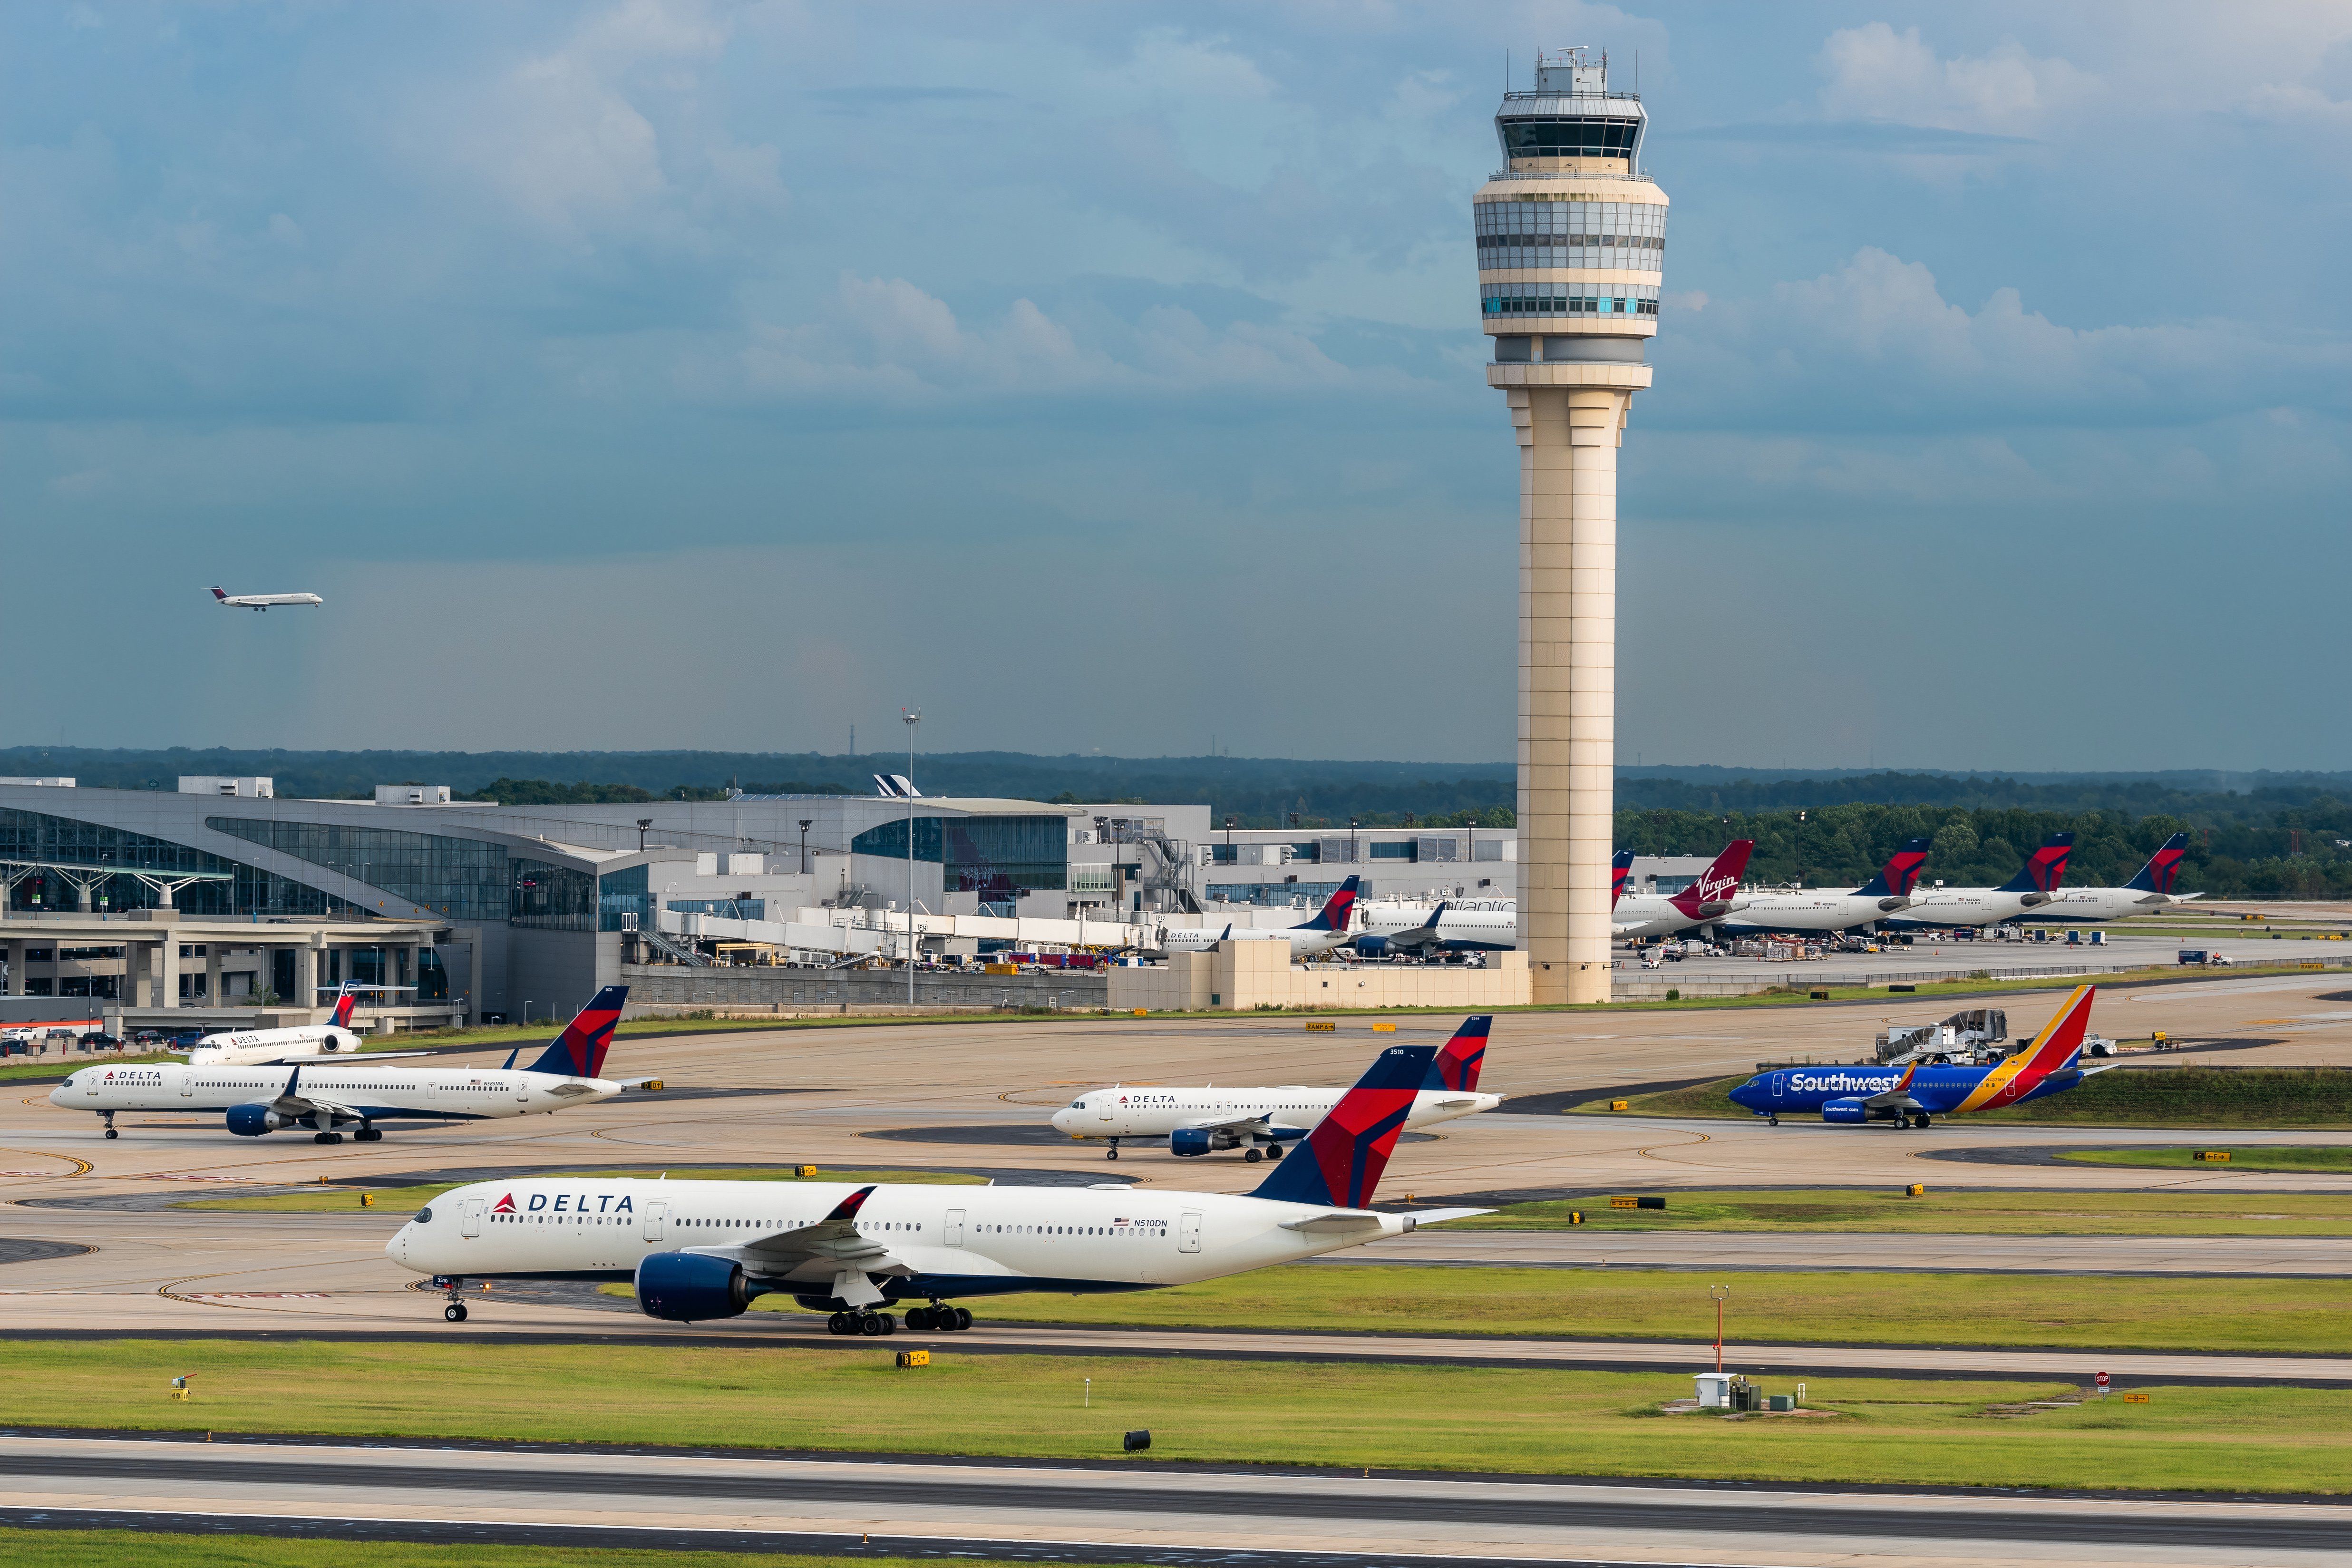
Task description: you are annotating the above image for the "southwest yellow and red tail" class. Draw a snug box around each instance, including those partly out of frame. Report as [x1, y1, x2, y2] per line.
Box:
[1954, 985, 2094, 1112]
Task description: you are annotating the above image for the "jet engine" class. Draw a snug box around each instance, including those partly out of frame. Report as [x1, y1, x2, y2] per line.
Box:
[635, 1252, 754, 1322]
[1819, 1098, 1870, 1124]
[225, 1104, 289, 1137]
[1352, 936, 1393, 958]
[1174, 1126, 1256, 1157]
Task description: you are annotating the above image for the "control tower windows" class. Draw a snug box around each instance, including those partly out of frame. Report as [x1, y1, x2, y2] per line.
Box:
[1474, 201, 1665, 268]
[1500, 118, 1640, 161]
[1482, 284, 1658, 320]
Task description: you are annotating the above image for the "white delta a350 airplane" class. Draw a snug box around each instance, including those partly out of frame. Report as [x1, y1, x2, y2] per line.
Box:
[390, 1039, 1487, 1328]
[211, 586, 322, 611]
[51, 987, 637, 1142]
[1048, 1015, 1500, 1160]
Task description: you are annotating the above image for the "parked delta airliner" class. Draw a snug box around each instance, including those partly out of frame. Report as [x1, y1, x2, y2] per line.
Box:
[1729, 984, 2108, 1127]
[2026, 835, 2202, 923]
[1716, 838, 1931, 936]
[211, 586, 322, 611]
[1163, 877, 1359, 958]
[50, 987, 637, 1142]
[184, 983, 424, 1067]
[1048, 1015, 1500, 1159]
[1351, 901, 1517, 955]
[1882, 834, 2075, 930]
[390, 1040, 1487, 1327]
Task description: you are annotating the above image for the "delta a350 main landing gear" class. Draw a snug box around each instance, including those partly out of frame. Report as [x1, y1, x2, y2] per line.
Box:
[908, 1304, 972, 1332]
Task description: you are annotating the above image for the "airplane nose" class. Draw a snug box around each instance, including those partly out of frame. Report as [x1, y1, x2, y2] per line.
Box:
[386, 1226, 408, 1265]
[48, 1082, 68, 1107]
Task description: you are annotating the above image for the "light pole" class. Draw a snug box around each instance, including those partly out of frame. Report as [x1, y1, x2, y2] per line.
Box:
[1710, 1283, 1730, 1374]
[903, 707, 920, 1006]
[636, 818, 652, 853]
[798, 820, 813, 876]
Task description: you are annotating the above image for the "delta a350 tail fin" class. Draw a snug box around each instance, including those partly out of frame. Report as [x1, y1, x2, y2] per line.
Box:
[1855, 838, 1933, 900]
[526, 985, 629, 1078]
[1995, 832, 2075, 895]
[1248, 1043, 1432, 1208]
[2126, 833, 2190, 895]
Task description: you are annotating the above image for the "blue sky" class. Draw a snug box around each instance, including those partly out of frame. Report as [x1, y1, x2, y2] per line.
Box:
[4, 2, 2348, 768]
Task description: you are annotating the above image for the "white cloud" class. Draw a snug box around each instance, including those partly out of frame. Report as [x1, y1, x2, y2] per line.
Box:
[1666, 247, 2351, 432]
[1817, 22, 2094, 134]
[708, 273, 1367, 405]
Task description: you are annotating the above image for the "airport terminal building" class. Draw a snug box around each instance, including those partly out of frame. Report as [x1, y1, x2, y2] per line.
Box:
[0, 779, 1087, 1023]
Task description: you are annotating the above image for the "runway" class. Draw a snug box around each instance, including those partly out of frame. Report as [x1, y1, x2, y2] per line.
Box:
[3, 1433, 2347, 1568]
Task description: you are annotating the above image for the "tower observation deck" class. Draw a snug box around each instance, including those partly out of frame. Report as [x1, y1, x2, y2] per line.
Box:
[1474, 48, 1666, 1004]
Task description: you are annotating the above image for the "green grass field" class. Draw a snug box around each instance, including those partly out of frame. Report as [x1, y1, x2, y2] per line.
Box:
[2059, 1146, 2352, 1173]
[0, 1534, 1045, 1568]
[648, 1264, 2352, 1355]
[3, 1340, 2343, 1494]
[1580, 1065, 2352, 1128]
[1455, 1187, 2352, 1235]
[180, 1168, 986, 1212]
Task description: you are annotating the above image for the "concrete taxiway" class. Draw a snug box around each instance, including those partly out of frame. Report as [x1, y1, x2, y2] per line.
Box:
[2, 1433, 2345, 1568]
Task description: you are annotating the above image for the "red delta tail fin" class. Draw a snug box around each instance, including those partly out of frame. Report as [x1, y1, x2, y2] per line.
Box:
[329, 984, 358, 1029]
[1430, 1016, 1491, 1092]
[525, 985, 629, 1077]
[210, 587, 227, 600]
[1249, 1044, 1430, 1208]
[1610, 851, 1633, 909]
[1301, 876, 1360, 933]
[1856, 838, 1932, 899]
[1670, 839, 1754, 918]
[1996, 833, 2074, 895]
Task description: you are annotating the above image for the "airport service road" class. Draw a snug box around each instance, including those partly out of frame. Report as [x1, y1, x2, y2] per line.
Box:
[1, 1434, 2345, 1568]
[1321, 1227, 2352, 1277]
[1640, 928, 2349, 992]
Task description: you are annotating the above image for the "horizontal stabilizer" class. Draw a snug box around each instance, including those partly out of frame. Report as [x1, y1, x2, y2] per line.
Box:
[1399, 1207, 1492, 1227]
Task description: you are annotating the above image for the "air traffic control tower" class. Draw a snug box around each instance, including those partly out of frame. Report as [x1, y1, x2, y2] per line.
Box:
[1475, 48, 1664, 1005]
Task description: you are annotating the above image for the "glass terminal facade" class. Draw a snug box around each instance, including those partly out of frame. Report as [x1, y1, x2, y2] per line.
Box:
[209, 818, 507, 920]
[4, 808, 359, 917]
[851, 814, 1069, 896]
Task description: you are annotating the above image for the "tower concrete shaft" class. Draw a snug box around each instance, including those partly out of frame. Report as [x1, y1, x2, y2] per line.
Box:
[1475, 47, 1664, 1004]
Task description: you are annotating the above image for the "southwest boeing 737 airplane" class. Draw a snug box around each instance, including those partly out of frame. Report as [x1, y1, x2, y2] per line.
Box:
[1728, 984, 2107, 1127]
[1048, 1014, 1500, 1159]
[390, 1040, 1487, 1328]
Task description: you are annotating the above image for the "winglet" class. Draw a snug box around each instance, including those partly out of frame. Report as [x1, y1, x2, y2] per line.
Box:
[822, 1185, 877, 1223]
[500, 1046, 520, 1071]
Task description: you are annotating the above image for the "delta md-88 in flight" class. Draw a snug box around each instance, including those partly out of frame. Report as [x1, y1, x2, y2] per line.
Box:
[1048, 1015, 1500, 1160]
[211, 586, 322, 611]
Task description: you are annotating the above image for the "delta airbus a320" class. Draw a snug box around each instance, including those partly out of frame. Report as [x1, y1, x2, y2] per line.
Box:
[1728, 984, 2108, 1128]
[389, 1041, 1485, 1329]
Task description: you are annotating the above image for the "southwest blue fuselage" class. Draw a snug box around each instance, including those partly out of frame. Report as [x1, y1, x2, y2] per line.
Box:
[1728, 1062, 2087, 1122]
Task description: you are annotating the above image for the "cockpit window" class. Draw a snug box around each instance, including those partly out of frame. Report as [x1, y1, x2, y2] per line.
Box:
[1069, 1100, 1086, 1109]
[415, 1208, 434, 1223]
